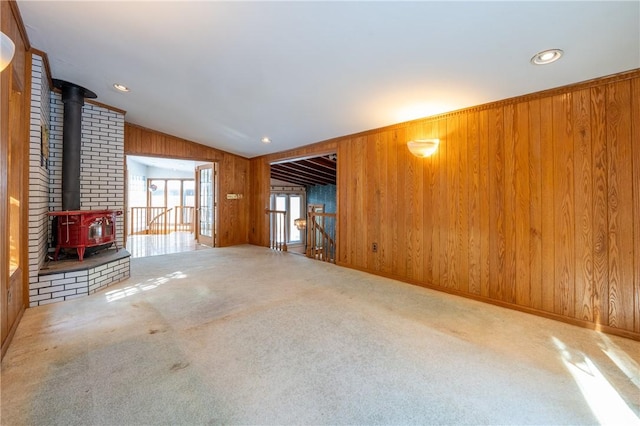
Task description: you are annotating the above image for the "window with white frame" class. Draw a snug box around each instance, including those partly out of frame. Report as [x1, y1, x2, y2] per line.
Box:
[270, 192, 305, 243]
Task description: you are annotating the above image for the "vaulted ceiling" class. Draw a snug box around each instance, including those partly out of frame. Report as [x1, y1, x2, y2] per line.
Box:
[16, 1, 640, 159]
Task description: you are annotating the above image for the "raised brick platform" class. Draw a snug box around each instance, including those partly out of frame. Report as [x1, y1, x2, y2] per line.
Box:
[32, 249, 130, 306]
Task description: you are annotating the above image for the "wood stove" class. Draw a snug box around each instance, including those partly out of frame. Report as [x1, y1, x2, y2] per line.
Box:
[47, 79, 122, 262]
[49, 210, 122, 261]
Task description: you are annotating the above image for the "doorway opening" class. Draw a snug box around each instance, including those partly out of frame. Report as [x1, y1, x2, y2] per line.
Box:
[268, 153, 337, 262]
[125, 155, 218, 258]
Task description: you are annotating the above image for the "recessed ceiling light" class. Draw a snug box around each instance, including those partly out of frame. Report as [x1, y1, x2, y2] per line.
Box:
[530, 49, 564, 65]
[113, 83, 130, 92]
[261, 137, 271, 144]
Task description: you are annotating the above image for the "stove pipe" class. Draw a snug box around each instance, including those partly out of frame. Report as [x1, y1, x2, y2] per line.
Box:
[53, 79, 97, 211]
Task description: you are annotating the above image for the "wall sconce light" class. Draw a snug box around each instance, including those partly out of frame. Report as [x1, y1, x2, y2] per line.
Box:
[0, 31, 16, 72]
[407, 139, 439, 158]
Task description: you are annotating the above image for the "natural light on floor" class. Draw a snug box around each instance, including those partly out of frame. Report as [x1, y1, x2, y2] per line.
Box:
[597, 332, 640, 390]
[552, 337, 640, 426]
[104, 271, 187, 302]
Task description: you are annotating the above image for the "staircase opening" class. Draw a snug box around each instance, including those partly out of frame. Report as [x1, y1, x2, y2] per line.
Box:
[269, 153, 337, 263]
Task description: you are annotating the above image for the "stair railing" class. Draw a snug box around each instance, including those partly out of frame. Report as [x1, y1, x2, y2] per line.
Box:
[307, 211, 336, 263]
[266, 209, 288, 252]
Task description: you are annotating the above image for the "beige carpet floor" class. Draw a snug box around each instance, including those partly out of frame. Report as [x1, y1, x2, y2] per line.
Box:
[2, 245, 639, 425]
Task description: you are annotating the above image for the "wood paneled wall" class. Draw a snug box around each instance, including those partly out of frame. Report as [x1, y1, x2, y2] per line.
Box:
[250, 70, 640, 340]
[125, 123, 250, 247]
[1, 0, 30, 358]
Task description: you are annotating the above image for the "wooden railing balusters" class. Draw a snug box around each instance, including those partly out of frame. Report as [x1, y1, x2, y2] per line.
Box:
[266, 209, 288, 252]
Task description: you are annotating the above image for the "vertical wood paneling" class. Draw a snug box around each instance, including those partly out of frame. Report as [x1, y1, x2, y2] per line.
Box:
[478, 110, 491, 298]
[2, 0, 30, 357]
[384, 131, 397, 274]
[632, 78, 640, 333]
[457, 114, 469, 293]
[514, 102, 531, 307]
[389, 131, 410, 276]
[540, 97, 556, 313]
[573, 89, 594, 321]
[341, 138, 353, 264]
[400, 128, 413, 277]
[353, 136, 367, 269]
[529, 99, 543, 309]
[407, 125, 424, 282]
[422, 121, 437, 285]
[504, 105, 517, 303]
[249, 157, 270, 247]
[606, 81, 634, 331]
[489, 107, 506, 301]
[591, 85, 609, 326]
[364, 133, 388, 271]
[438, 119, 448, 289]
[446, 115, 459, 289]
[337, 140, 351, 264]
[468, 111, 481, 295]
[553, 94, 576, 318]
[430, 120, 444, 287]
[246, 70, 640, 340]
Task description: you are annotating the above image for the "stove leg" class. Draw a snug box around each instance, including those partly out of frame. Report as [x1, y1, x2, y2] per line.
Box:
[77, 247, 85, 261]
[54, 246, 61, 261]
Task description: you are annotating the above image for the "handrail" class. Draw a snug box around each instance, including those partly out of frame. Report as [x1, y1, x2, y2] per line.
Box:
[266, 209, 288, 252]
[149, 207, 173, 234]
[130, 207, 165, 235]
[129, 206, 195, 235]
[174, 206, 195, 232]
[307, 211, 336, 263]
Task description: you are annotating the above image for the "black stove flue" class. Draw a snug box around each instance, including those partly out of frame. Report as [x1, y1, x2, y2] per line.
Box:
[52, 79, 97, 211]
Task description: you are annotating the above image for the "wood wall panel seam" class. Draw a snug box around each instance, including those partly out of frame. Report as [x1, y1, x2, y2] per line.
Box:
[514, 101, 531, 307]
[606, 81, 634, 331]
[573, 88, 595, 322]
[528, 99, 543, 310]
[631, 78, 640, 333]
[590, 85, 609, 326]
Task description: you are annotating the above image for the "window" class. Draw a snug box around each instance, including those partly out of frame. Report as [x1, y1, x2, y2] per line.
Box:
[270, 192, 305, 243]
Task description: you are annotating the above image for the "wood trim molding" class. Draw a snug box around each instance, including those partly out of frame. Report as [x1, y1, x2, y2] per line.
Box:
[337, 262, 640, 342]
[279, 68, 640, 151]
[49, 87, 127, 115]
[21, 51, 32, 312]
[86, 99, 127, 115]
[9, 0, 30, 51]
[29, 49, 127, 115]
[0, 307, 24, 359]
[411, 68, 640, 120]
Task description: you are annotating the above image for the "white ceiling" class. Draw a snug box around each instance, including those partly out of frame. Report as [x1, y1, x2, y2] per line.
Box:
[17, 1, 640, 159]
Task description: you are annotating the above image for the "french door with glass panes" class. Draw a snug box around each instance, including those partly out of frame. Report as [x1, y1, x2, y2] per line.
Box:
[270, 193, 304, 244]
[195, 163, 218, 247]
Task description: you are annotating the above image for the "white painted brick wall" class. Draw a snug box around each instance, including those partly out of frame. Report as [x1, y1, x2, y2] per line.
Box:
[28, 53, 51, 290]
[29, 76, 129, 307]
[48, 97, 63, 213]
[49, 93, 125, 247]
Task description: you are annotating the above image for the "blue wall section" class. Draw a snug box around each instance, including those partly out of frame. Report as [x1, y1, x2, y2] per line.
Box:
[306, 184, 336, 256]
[306, 184, 336, 213]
